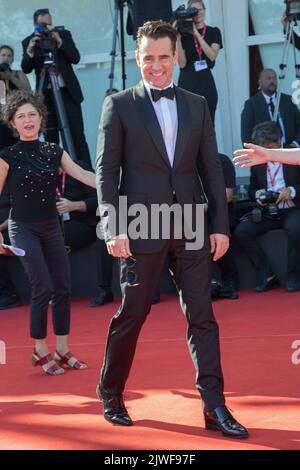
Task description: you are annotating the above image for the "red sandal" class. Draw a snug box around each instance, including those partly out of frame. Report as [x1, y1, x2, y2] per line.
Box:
[32, 349, 65, 375]
[54, 351, 87, 370]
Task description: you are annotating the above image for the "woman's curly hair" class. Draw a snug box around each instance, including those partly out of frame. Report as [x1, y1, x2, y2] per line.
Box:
[1, 90, 47, 136]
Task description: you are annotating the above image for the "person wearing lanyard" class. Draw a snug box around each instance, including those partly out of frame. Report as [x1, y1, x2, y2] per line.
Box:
[176, 1, 222, 125]
[241, 69, 300, 148]
[234, 121, 300, 293]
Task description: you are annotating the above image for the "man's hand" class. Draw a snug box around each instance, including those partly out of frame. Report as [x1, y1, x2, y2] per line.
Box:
[56, 198, 79, 214]
[276, 187, 292, 204]
[106, 234, 132, 258]
[0, 69, 12, 81]
[51, 31, 63, 47]
[255, 189, 267, 206]
[210, 233, 229, 262]
[26, 36, 40, 54]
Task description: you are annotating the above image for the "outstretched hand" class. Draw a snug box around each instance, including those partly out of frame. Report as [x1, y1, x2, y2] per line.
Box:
[233, 143, 271, 167]
[0, 231, 5, 254]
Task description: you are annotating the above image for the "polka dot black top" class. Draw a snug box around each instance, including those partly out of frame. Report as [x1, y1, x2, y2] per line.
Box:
[0, 140, 63, 222]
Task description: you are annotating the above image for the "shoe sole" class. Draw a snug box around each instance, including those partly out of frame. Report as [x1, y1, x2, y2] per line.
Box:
[90, 301, 113, 307]
[0, 302, 21, 310]
[103, 414, 133, 426]
[205, 423, 249, 438]
[255, 284, 279, 293]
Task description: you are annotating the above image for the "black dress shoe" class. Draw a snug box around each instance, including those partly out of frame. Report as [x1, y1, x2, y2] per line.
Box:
[204, 405, 249, 439]
[211, 280, 239, 300]
[218, 282, 239, 300]
[90, 289, 113, 307]
[211, 279, 222, 300]
[286, 278, 300, 292]
[152, 291, 161, 304]
[0, 294, 21, 310]
[96, 385, 133, 426]
[255, 274, 279, 293]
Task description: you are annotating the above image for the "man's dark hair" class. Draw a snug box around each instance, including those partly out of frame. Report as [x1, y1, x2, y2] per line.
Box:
[0, 45, 14, 57]
[188, 0, 206, 9]
[33, 8, 50, 24]
[105, 88, 119, 97]
[251, 121, 282, 146]
[136, 20, 178, 54]
[1, 90, 47, 136]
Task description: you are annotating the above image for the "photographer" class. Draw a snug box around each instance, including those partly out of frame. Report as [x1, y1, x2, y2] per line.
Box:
[176, 1, 222, 125]
[0, 45, 31, 93]
[234, 121, 300, 292]
[21, 8, 91, 165]
[0, 45, 30, 149]
[281, 0, 300, 50]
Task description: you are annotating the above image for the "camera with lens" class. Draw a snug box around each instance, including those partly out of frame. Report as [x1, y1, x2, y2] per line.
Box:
[0, 62, 11, 73]
[285, 0, 300, 21]
[252, 190, 280, 223]
[172, 4, 199, 35]
[34, 23, 64, 51]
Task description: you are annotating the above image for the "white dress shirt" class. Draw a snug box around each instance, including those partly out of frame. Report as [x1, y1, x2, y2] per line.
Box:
[144, 80, 178, 167]
[267, 161, 295, 209]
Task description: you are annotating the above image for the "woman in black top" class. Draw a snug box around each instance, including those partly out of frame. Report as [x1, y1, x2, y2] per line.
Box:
[0, 91, 96, 375]
[177, 1, 222, 125]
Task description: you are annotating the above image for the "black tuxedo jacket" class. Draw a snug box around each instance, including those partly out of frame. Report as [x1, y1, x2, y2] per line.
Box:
[96, 81, 229, 253]
[21, 29, 83, 104]
[250, 163, 300, 207]
[241, 91, 300, 146]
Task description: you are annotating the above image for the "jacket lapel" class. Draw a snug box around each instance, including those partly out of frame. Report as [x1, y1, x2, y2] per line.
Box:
[172, 87, 190, 171]
[258, 92, 271, 121]
[133, 81, 171, 169]
[259, 164, 268, 189]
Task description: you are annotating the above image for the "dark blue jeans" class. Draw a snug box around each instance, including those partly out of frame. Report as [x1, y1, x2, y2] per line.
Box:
[9, 217, 71, 339]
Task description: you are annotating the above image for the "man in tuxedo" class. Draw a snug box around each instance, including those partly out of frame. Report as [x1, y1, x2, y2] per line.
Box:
[241, 68, 300, 147]
[21, 8, 91, 165]
[235, 121, 300, 292]
[95, 20, 248, 438]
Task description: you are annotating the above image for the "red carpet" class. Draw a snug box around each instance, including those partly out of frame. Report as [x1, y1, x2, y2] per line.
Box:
[0, 291, 300, 450]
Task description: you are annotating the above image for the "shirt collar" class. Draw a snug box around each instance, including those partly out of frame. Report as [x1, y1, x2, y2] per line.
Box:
[262, 91, 276, 103]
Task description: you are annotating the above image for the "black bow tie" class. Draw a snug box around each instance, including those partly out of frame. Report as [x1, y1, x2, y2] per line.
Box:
[150, 87, 175, 102]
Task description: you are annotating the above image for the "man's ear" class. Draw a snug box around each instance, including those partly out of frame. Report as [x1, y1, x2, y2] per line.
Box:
[173, 47, 179, 65]
[135, 50, 140, 67]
